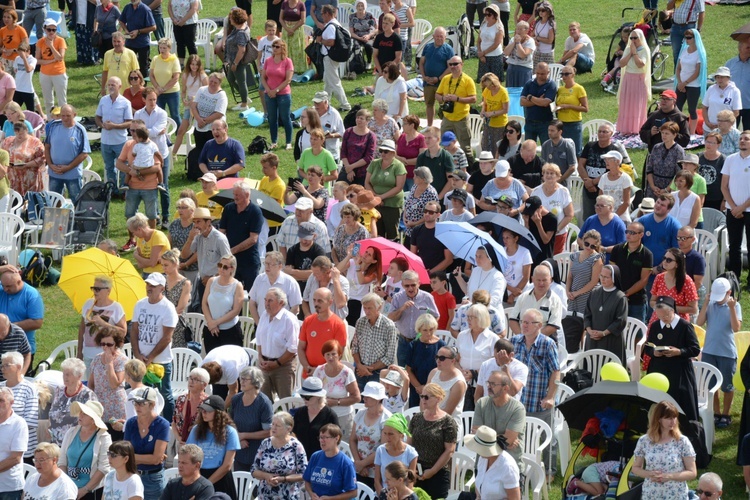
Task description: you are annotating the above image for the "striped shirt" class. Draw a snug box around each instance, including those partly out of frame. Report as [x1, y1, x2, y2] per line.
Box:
[0, 325, 30, 383]
[511, 333, 559, 414]
[672, 0, 704, 24]
[1, 378, 38, 457]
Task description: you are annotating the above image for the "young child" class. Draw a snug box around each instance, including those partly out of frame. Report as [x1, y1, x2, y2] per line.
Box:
[172, 54, 208, 156]
[566, 461, 620, 497]
[443, 169, 476, 213]
[125, 127, 165, 190]
[13, 42, 38, 114]
[257, 20, 281, 119]
[355, 191, 381, 237]
[379, 365, 409, 414]
[601, 26, 631, 88]
[697, 276, 742, 429]
[326, 180, 350, 239]
[440, 188, 474, 222]
[430, 270, 456, 330]
[375, 256, 409, 313]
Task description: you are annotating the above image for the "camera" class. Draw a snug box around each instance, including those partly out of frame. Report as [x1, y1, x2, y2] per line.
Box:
[441, 101, 455, 113]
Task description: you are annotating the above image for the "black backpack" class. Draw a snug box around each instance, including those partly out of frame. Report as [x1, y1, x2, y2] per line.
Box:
[719, 270, 741, 301]
[324, 21, 352, 63]
[185, 147, 203, 181]
[248, 135, 271, 155]
[343, 104, 362, 129]
[562, 368, 593, 392]
[348, 41, 366, 75]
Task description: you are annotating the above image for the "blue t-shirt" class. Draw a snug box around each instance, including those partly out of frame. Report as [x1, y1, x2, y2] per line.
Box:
[684, 249, 706, 282]
[124, 416, 171, 471]
[0, 284, 44, 353]
[230, 391, 273, 466]
[43, 121, 91, 180]
[187, 425, 241, 469]
[198, 138, 245, 176]
[636, 213, 681, 264]
[521, 78, 558, 123]
[703, 301, 742, 359]
[1, 120, 33, 139]
[422, 42, 455, 83]
[302, 451, 356, 497]
[481, 178, 527, 209]
[579, 214, 627, 258]
[119, 2, 156, 49]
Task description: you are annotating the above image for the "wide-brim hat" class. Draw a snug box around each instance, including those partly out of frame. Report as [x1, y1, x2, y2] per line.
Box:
[298, 376, 327, 397]
[71, 401, 107, 430]
[361, 381, 386, 400]
[357, 191, 382, 210]
[463, 425, 503, 457]
[638, 197, 655, 213]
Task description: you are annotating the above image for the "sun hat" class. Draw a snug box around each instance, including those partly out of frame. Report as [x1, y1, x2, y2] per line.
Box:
[71, 401, 107, 430]
[678, 153, 700, 165]
[448, 188, 468, 204]
[361, 381, 387, 400]
[601, 151, 623, 162]
[380, 370, 403, 388]
[144, 273, 166, 287]
[715, 66, 731, 77]
[463, 425, 504, 457]
[312, 91, 330, 103]
[356, 191, 382, 210]
[379, 139, 397, 152]
[198, 395, 225, 412]
[448, 170, 468, 181]
[638, 197, 655, 214]
[477, 151, 496, 162]
[383, 413, 411, 436]
[193, 207, 213, 220]
[298, 377, 327, 398]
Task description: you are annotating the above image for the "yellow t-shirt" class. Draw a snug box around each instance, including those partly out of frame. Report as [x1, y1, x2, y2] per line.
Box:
[482, 86, 510, 128]
[259, 176, 286, 228]
[103, 48, 139, 90]
[137, 229, 171, 273]
[556, 83, 587, 123]
[360, 208, 381, 228]
[436, 72, 477, 121]
[152, 53, 181, 93]
[196, 190, 224, 221]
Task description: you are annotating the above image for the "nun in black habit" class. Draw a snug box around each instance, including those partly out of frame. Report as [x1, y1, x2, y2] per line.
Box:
[584, 263, 628, 363]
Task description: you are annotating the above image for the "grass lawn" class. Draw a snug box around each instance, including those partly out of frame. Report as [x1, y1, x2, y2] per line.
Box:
[33, 0, 750, 497]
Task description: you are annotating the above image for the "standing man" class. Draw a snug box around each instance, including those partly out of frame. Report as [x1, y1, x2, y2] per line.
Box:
[677, 225, 707, 307]
[219, 181, 264, 291]
[312, 91, 345, 168]
[277, 197, 331, 259]
[255, 288, 299, 400]
[520, 62, 557, 144]
[668, 0, 704, 67]
[97, 77, 133, 197]
[351, 293, 398, 390]
[298, 288, 348, 376]
[542, 121, 577, 183]
[284, 222, 327, 294]
[637, 193, 681, 273]
[198, 119, 245, 178]
[300, 256, 349, 319]
[415, 127, 456, 200]
[409, 200, 454, 273]
[419, 27, 454, 128]
[558, 22, 595, 74]
[721, 131, 750, 289]
[118, 0, 156, 73]
[388, 270, 439, 366]
[317, 6, 351, 112]
[248, 251, 302, 325]
[183, 207, 231, 310]
[436, 56, 477, 165]
[0, 272, 44, 369]
[23, 0, 47, 52]
[134, 88, 170, 229]
[609, 221, 653, 323]
[142, 0, 165, 41]
[131, 273, 178, 421]
[639, 90, 691, 152]
[101, 33, 140, 96]
[45, 104, 90, 201]
[726, 36, 750, 131]
[0, 387, 27, 500]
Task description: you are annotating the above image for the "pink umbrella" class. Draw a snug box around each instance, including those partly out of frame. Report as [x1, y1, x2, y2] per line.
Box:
[358, 237, 430, 283]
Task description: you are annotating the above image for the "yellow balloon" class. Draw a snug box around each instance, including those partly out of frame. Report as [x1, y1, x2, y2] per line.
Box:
[600, 362, 630, 382]
[641, 372, 670, 393]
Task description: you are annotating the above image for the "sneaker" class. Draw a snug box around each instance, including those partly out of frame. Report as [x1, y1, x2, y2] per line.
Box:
[263, 113, 268, 123]
[120, 185, 129, 192]
[717, 415, 732, 428]
[157, 183, 167, 192]
[232, 104, 248, 111]
[160, 219, 169, 230]
[121, 239, 136, 253]
[285, 144, 293, 150]
[339, 105, 352, 112]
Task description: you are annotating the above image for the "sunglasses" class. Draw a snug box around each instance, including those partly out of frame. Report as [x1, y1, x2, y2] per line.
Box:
[684, 36, 694, 39]
[583, 241, 595, 248]
[448, 62, 460, 66]
[219, 264, 234, 270]
[625, 230, 642, 235]
[435, 355, 454, 361]
[676, 236, 693, 241]
[129, 76, 140, 80]
[301, 395, 313, 400]
[663, 257, 675, 263]
[90, 286, 109, 292]
[629, 36, 638, 40]
[100, 342, 115, 347]
[561, 72, 573, 76]
[403, 283, 418, 288]
[695, 490, 716, 498]
[46, 28, 57, 32]
[272, 44, 282, 48]
[419, 395, 431, 400]
[423, 209, 438, 214]
[506, 129, 516, 134]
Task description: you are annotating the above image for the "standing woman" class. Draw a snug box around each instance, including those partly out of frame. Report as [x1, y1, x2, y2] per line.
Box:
[102, 441, 143, 500]
[556, 67, 589, 155]
[279, 0, 308, 74]
[477, 5, 504, 82]
[187, 395, 241, 497]
[702, 66, 741, 132]
[172, 56, 207, 156]
[190, 72, 229, 152]
[479, 73, 509, 158]
[350, 382, 391, 489]
[336, 245, 381, 325]
[373, 415, 418, 494]
[632, 401, 697, 498]
[168, 198, 199, 284]
[293, 377, 340, 460]
[73, 0, 98, 65]
[0, 10, 27, 73]
[88, 326, 129, 441]
[36, 18, 67, 114]
[645, 122, 686, 199]
[427, 345, 467, 418]
[312, 340, 361, 442]
[454, 245, 507, 309]
[224, 8, 252, 113]
[669, 170, 701, 228]
[464, 426, 521, 500]
[150, 38, 182, 126]
[530, 163, 574, 254]
[648, 248, 698, 326]
[567, 229, 604, 316]
[368, 99, 401, 155]
[366, 140, 407, 241]
[402, 166, 439, 248]
[201, 254, 244, 353]
[531, 2, 555, 67]
[675, 29, 706, 136]
[77, 275, 127, 374]
[161, 250, 192, 348]
[698, 132, 725, 211]
[287, 165, 329, 223]
[332, 204, 369, 265]
[504, 21, 535, 88]
[229, 366, 273, 472]
[168, 0, 199, 64]
[395, 115, 426, 190]
[406, 314, 446, 408]
[251, 412, 308, 498]
[123, 70, 146, 112]
[93, 0, 120, 62]
[262, 38, 294, 150]
[374, 62, 409, 122]
[584, 264, 627, 361]
[304, 424, 357, 499]
[341, 108, 377, 186]
[616, 28, 651, 135]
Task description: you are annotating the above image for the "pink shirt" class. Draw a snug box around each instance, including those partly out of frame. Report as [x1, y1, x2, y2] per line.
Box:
[263, 57, 294, 95]
[0, 73, 16, 104]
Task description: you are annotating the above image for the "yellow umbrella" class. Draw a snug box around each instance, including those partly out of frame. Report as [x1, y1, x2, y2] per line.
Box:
[58, 248, 146, 320]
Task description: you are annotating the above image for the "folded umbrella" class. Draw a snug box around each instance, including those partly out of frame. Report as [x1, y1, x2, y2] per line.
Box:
[358, 237, 430, 283]
[434, 221, 508, 268]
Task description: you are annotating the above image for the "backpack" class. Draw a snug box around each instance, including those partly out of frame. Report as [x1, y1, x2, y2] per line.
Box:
[719, 270, 741, 301]
[343, 104, 362, 129]
[185, 147, 203, 181]
[248, 135, 271, 155]
[20, 250, 50, 288]
[324, 21, 352, 63]
[348, 41, 366, 75]
[562, 368, 593, 392]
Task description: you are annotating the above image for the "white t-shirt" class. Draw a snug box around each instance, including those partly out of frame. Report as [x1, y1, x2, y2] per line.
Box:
[24, 472, 79, 500]
[0, 413, 27, 492]
[703, 83, 742, 124]
[80, 299, 126, 360]
[475, 453, 520, 499]
[374, 76, 409, 117]
[202, 345, 250, 385]
[258, 35, 279, 68]
[508, 37, 535, 69]
[479, 22, 503, 57]
[321, 18, 340, 56]
[503, 245, 533, 289]
[193, 87, 228, 132]
[132, 140, 160, 168]
[597, 173, 634, 223]
[476, 357, 529, 401]
[721, 152, 750, 212]
[530, 185, 572, 235]
[439, 209, 475, 222]
[13, 55, 37, 94]
[133, 296, 178, 364]
[565, 33, 595, 62]
[678, 49, 702, 88]
[102, 470, 144, 500]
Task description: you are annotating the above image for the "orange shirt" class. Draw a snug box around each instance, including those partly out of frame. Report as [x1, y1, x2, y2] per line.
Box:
[118, 140, 161, 190]
[299, 314, 348, 368]
[0, 25, 28, 61]
[38, 36, 66, 76]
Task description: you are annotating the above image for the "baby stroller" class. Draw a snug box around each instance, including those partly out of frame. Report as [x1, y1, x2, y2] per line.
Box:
[601, 8, 670, 95]
[414, 14, 472, 67]
[71, 180, 114, 249]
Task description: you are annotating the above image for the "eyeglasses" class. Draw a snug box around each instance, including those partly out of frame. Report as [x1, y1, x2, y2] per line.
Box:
[583, 241, 596, 248]
[419, 395, 431, 400]
[45, 28, 56, 32]
[90, 286, 109, 292]
[106, 451, 122, 458]
[100, 342, 115, 347]
[695, 490, 716, 498]
[663, 257, 675, 263]
[33, 457, 51, 464]
[448, 62, 460, 66]
[594, 204, 609, 208]
[423, 209, 438, 214]
[486, 381, 507, 388]
[301, 395, 313, 401]
[435, 355, 454, 362]
[521, 320, 541, 325]
[134, 401, 148, 407]
[219, 264, 234, 270]
[188, 376, 205, 383]
[676, 236, 693, 241]
[718, 119, 732, 123]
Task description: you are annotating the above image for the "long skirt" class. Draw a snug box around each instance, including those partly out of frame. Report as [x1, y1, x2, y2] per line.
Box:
[283, 22, 309, 73]
[506, 64, 533, 88]
[477, 54, 504, 82]
[533, 50, 555, 68]
[75, 24, 98, 65]
[617, 71, 649, 134]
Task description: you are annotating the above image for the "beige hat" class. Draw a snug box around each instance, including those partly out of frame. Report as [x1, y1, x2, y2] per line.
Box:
[71, 401, 107, 430]
[193, 207, 213, 220]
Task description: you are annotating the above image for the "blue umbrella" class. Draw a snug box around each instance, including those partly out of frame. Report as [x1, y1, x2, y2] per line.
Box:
[490, 213, 542, 257]
[434, 221, 509, 269]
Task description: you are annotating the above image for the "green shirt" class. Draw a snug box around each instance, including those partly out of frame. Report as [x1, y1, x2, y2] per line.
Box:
[299, 147, 338, 177]
[367, 158, 407, 208]
[669, 173, 707, 222]
[416, 148, 455, 194]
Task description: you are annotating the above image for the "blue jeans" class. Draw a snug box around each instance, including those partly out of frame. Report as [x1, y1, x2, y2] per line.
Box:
[670, 22, 696, 70]
[0, 490, 23, 500]
[524, 120, 550, 144]
[152, 11, 165, 40]
[157, 92, 181, 128]
[125, 189, 159, 219]
[102, 142, 125, 194]
[267, 93, 293, 145]
[562, 120, 583, 156]
[159, 154, 170, 221]
[158, 361, 174, 422]
[139, 469, 165, 500]
[403, 177, 414, 191]
[355, 367, 380, 392]
[397, 336, 412, 367]
[48, 176, 82, 201]
[628, 303, 647, 324]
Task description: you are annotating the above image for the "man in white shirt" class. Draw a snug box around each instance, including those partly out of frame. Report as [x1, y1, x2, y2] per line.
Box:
[96, 77, 133, 196]
[475, 338, 529, 402]
[559, 22, 595, 74]
[248, 251, 302, 324]
[312, 91, 346, 165]
[131, 273, 179, 422]
[721, 130, 750, 288]
[201, 345, 251, 405]
[255, 288, 299, 401]
[0, 386, 26, 500]
[317, 6, 352, 113]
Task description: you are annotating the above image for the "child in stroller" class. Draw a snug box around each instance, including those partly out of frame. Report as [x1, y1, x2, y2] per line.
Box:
[601, 26, 633, 88]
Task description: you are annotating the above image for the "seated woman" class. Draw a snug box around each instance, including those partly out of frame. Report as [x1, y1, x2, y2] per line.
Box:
[350, 382, 391, 489]
[229, 366, 273, 473]
[102, 441, 144, 500]
[172, 367, 210, 449]
[374, 414, 418, 494]
[463, 426, 521, 499]
[251, 412, 307, 498]
[49, 358, 98, 445]
[25, 443, 79, 499]
[303, 424, 357, 499]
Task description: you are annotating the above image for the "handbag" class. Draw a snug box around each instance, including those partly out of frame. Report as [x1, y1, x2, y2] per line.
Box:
[179, 315, 194, 343]
[92, 7, 113, 48]
[241, 31, 259, 64]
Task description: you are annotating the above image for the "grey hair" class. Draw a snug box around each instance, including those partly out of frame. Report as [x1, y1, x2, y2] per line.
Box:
[467, 303, 491, 329]
[596, 194, 615, 209]
[401, 270, 419, 283]
[415, 312, 438, 332]
[265, 251, 284, 267]
[61, 358, 86, 378]
[360, 293, 383, 308]
[189, 367, 210, 384]
[98, 239, 119, 254]
[413, 166, 434, 183]
[273, 411, 294, 429]
[523, 308, 544, 323]
[126, 213, 149, 232]
[179, 444, 204, 464]
[0, 386, 13, 402]
[233, 180, 252, 195]
[239, 366, 264, 389]
[372, 98, 389, 113]
[266, 287, 288, 306]
[698, 472, 722, 492]
[0, 351, 22, 368]
[678, 225, 695, 237]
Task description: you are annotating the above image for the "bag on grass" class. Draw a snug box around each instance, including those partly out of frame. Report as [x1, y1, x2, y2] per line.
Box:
[185, 147, 203, 181]
[21, 250, 50, 288]
[248, 135, 271, 155]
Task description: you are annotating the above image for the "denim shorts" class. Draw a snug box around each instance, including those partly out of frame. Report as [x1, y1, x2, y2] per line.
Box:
[701, 353, 736, 392]
[125, 189, 158, 219]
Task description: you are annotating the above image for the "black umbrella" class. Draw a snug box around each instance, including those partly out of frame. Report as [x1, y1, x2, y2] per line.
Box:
[209, 189, 290, 223]
[557, 381, 690, 435]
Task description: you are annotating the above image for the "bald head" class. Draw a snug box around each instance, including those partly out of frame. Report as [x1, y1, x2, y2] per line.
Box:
[313, 287, 333, 315]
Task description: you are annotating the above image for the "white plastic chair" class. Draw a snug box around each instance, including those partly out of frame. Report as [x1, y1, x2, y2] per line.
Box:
[82, 170, 102, 185]
[121, 343, 132, 359]
[411, 19, 433, 47]
[567, 174, 584, 225]
[455, 411, 474, 451]
[340, 441, 354, 460]
[693, 228, 718, 284]
[366, 5, 382, 19]
[196, 19, 218, 69]
[23, 463, 36, 481]
[34, 340, 78, 373]
[524, 416, 552, 466]
[449, 450, 475, 494]
[338, 4, 355, 27]
[238, 316, 255, 347]
[273, 396, 304, 413]
[403, 406, 420, 423]
[435, 329, 456, 348]
[693, 361, 722, 455]
[554, 383, 575, 476]
[163, 17, 176, 45]
[303, 25, 314, 38]
[356, 481, 376, 500]
[522, 453, 545, 500]
[564, 222, 580, 253]
[83, 156, 93, 170]
[553, 252, 572, 285]
[166, 117, 177, 139]
[561, 349, 622, 384]
[0, 213, 24, 266]
[623, 318, 647, 381]
[702, 207, 727, 276]
[183, 312, 206, 340]
[233, 471, 258, 500]
[582, 119, 615, 143]
[6, 190, 22, 216]
[548, 63, 565, 86]
[171, 348, 203, 398]
[163, 467, 179, 483]
[468, 114, 484, 157]
[24, 191, 66, 246]
[243, 347, 258, 368]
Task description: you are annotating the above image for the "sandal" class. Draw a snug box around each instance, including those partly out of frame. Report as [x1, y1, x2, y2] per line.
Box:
[717, 415, 731, 429]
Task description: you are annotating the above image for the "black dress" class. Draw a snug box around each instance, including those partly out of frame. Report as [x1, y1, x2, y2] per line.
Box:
[642, 317, 701, 422]
[292, 405, 340, 459]
[584, 287, 628, 363]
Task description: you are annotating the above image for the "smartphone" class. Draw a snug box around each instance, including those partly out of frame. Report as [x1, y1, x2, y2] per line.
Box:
[352, 242, 360, 257]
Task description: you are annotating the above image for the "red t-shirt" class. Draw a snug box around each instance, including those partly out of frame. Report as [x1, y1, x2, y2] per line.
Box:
[299, 314, 348, 368]
[432, 290, 456, 330]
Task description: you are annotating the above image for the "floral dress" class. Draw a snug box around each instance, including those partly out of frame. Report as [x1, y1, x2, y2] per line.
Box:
[647, 273, 698, 327]
[164, 277, 189, 347]
[281, 0, 309, 73]
[168, 220, 198, 273]
[251, 437, 308, 499]
[2, 135, 45, 195]
[368, 117, 399, 158]
[332, 224, 369, 263]
[310, 187, 329, 223]
[633, 435, 695, 499]
[352, 409, 391, 478]
[89, 350, 128, 422]
[402, 185, 439, 237]
[568, 251, 603, 314]
[48, 385, 98, 445]
[172, 391, 207, 443]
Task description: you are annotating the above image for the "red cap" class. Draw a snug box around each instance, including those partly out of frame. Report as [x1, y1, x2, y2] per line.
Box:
[660, 89, 677, 100]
